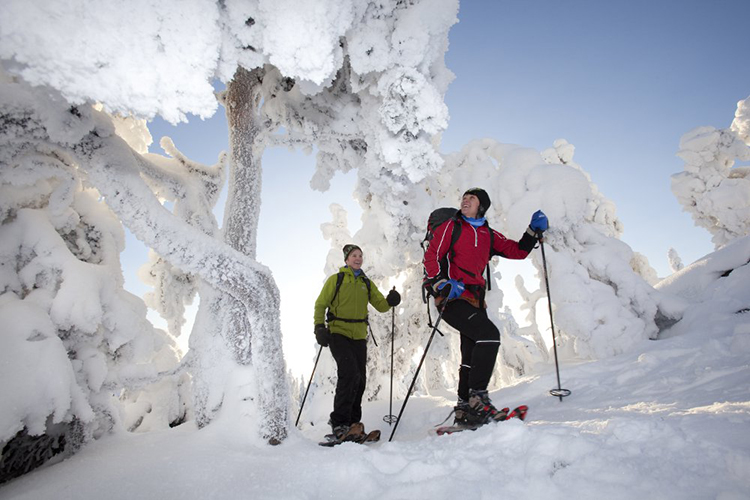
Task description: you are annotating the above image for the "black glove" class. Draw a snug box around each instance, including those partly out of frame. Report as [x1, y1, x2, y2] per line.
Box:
[386, 289, 401, 307]
[314, 324, 331, 347]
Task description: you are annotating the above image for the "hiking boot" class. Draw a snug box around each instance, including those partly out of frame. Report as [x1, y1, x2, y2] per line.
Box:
[467, 390, 509, 424]
[453, 400, 472, 426]
[330, 423, 350, 441]
[343, 422, 366, 442]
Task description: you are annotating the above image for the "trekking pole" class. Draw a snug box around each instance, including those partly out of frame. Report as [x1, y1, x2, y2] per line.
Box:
[295, 345, 324, 427]
[388, 303, 445, 442]
[367, 323, 379, 347]
[539, 237, 571, 402]
[383, 287, 398, 425]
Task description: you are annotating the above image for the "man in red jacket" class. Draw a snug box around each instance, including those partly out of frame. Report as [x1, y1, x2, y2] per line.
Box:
[423, 187, 547, 427]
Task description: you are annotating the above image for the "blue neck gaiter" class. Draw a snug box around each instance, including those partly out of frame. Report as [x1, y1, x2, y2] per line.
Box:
[462, 215, 487, 227]
[346, 266, 363, 277]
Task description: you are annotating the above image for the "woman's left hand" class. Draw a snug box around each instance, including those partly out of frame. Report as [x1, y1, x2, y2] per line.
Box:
[386, 289, 401, 307]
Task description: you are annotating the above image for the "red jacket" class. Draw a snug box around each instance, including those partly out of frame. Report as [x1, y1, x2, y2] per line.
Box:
[423, 217, 535, 294]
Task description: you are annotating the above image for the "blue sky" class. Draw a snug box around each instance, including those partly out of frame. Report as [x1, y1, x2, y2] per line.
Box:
[127, 1, 750, 368]
[443, 0, 750, 273]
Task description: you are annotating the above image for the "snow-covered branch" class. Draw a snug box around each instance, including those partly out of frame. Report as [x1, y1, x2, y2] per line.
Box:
[672, 96, 750, 248]
[0, 79, 191, 477]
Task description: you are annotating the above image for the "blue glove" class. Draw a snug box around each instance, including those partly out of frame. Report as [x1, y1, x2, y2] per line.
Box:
[529, 210, 548, 233]
[436, 279, 465, 300]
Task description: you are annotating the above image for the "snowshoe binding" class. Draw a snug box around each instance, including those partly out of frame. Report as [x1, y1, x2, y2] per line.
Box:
[319, 422, 380, 447]
[433, 393, 528, 436]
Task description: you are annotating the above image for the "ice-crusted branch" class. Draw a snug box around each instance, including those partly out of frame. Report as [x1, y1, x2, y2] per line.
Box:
[80, 136, 270, 300]
[131, 136, 225, 338]
[104, 351, 195, 393]
[32, 102, 287, 442]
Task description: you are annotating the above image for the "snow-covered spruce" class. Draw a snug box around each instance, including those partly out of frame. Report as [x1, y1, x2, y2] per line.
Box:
[0, 80, 188, 482]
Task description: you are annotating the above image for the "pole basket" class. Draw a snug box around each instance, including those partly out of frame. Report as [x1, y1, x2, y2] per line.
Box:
[549, 388, 571, 398]
[383, 415, 398, 425]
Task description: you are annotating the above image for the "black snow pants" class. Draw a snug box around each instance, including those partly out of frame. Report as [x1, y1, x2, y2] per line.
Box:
[441, 299, 501, 402]
[329, 333, 368, 427]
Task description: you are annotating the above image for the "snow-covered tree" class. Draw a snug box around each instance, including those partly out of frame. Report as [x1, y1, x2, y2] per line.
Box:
[668, 248, 684, 274]
[672, 95, 750, 248]
[1, 0, 460, 445]
[449, 139, 680, 359]
[514, 275, 550, 364]
[0, 74, 189, 482]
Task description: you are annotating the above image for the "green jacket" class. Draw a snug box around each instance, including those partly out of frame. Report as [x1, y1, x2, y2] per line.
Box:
[314, 266, 391, 340]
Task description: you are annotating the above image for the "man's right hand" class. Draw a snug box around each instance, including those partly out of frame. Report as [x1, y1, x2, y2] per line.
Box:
[435, 279, 465, 300]
[315, 324, 331, 347]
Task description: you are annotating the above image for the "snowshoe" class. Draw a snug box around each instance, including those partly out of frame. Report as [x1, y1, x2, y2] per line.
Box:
[433, 405, 528, 436]
[356, 429, 381, 444]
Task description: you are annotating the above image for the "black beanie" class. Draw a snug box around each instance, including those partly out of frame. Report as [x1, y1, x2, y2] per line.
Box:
[343, 244, 362, 261]
[463, 188, 491, 217]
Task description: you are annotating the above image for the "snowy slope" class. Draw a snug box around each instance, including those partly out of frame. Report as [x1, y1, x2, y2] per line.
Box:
[1, 244, 749, 500]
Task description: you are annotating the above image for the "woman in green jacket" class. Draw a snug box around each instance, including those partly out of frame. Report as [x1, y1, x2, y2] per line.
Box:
[314, 244, 401, 440]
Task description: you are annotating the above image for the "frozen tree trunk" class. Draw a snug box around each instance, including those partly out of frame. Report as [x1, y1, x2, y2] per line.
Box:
[190, 66, 289, 443]
[79, 133, 288, 443]
[223, 67, 263, 259]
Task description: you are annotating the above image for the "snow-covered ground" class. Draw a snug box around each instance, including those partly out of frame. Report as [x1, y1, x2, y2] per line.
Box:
[2, 240, 749, 500]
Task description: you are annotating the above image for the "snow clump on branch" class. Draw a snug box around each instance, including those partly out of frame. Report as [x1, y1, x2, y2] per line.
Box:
[672, 95, 750, 248]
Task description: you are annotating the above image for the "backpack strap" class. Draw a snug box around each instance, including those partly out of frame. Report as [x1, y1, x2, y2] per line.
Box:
[434, 216, 463, 280]
[422, 216, 462, 304]
[448, 217, 462, 262]
[362, 276, 371, 301]
[326, 271, 370, 324]
[331, 271, 372, 304]
[331, 272, 345, 305]
[486, 223, 494, 291]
